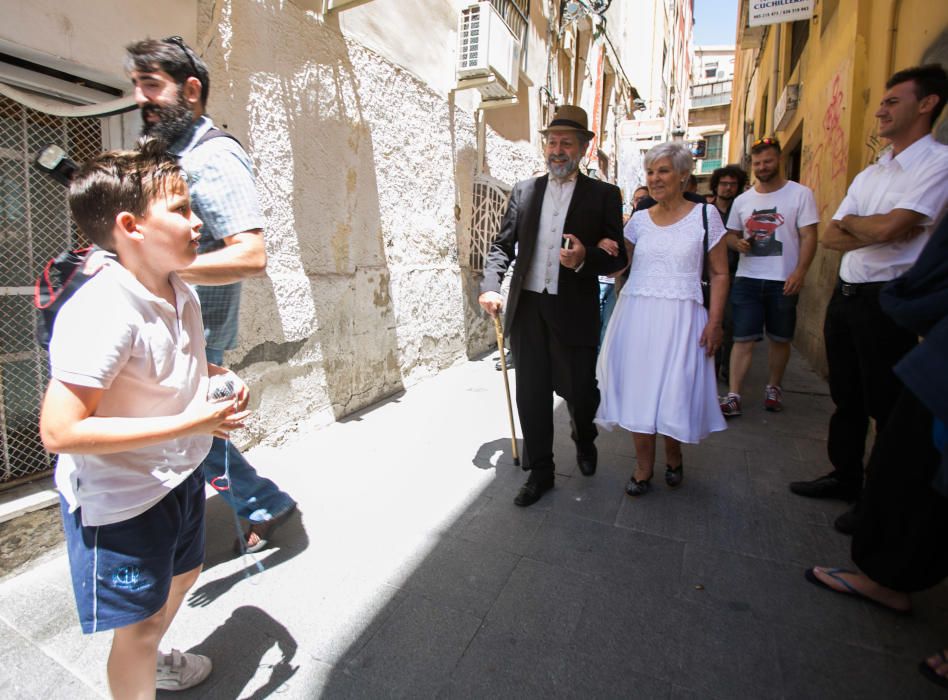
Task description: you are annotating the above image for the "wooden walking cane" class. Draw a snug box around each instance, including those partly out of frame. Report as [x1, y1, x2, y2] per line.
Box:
[493, 314, 520, 466]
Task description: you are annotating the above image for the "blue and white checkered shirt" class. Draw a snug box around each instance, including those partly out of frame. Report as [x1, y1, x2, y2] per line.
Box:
[171, 116, 266, 352]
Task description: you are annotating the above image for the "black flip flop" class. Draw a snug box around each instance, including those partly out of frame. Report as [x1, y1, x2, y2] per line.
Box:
[803, 567, 911, 616]
[919, 651, 948, 690]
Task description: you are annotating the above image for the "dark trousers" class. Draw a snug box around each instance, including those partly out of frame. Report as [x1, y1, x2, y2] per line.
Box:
[852, 387, 948, 592]
[824, 283, 917, 491]
[715, 279, 735, 380]
[509, 290, 599, 472]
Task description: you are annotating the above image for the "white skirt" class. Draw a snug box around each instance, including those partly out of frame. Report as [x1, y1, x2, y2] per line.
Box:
[595, 292, 727, 444]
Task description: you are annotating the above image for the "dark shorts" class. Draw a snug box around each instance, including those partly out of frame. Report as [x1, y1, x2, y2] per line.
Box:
[61, 468, 206, 634]
[730, 276, 798, 343]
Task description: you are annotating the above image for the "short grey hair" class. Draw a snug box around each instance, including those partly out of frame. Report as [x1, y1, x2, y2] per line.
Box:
[643, 142, 693, 175]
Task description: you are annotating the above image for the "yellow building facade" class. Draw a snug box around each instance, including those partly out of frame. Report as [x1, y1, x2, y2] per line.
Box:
[729, 0, 948, 373]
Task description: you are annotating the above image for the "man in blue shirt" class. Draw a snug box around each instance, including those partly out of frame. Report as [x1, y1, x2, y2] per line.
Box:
[126, 37, 296, 559]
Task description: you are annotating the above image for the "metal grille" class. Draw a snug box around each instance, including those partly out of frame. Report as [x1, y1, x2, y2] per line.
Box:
[489, 0, 528, 46]
[0, 93, 102, 489]
[460, 1, 529, 72]
[458, 4, 484, 71]
[469, 174, 510, 274]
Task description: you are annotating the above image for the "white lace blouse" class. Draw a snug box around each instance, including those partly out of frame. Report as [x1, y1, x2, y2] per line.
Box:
[622, 204, 726, 305]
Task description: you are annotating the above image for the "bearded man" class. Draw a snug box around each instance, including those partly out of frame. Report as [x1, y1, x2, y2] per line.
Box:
[479, 106, 627, 506]
[125, 38, 297, 566]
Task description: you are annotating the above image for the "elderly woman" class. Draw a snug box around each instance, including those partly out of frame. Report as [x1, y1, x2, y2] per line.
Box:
[596, 142, 729, 496]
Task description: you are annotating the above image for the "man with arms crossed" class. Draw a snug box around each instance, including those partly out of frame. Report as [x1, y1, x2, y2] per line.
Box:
[790, 64, 948, 534]
[720, 139, 818, 416]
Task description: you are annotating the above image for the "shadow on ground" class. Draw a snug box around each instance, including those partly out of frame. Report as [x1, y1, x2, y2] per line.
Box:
[308, 352, 948, 699]
[161, 606, 298, 699]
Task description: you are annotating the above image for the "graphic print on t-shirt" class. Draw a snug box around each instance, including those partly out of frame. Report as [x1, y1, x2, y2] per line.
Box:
[745, 207, 785, 257]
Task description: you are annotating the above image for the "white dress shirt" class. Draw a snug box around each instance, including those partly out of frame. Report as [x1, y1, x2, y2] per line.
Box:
[524, 175, 578, 294]
[834, 134, 948, 283]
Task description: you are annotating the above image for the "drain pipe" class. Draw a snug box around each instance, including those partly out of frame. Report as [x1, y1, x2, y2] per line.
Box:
[885, 0, 904, 76]
[770, 22, 781, 134]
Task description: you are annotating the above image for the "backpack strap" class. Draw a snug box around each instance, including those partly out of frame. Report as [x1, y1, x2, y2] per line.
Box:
[194, 127, 242, 149]
[34, 246, 95, 310]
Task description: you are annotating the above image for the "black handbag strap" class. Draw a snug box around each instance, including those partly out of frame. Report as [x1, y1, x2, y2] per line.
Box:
[701, 203, 710, 284]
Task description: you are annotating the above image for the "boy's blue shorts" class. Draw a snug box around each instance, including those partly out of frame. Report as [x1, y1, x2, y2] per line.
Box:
[61, 468, 205, 634]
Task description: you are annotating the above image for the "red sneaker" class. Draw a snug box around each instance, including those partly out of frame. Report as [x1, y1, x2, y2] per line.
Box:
[764, 385, 783, 412]
[720, 393, 742, 417]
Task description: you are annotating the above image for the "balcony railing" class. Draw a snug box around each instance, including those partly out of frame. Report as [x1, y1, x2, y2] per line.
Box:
[691, 92, 732, 108]
[690, 79, 732, 109]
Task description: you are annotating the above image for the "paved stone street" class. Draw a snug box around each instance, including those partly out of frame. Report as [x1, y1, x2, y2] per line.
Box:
[0, 344, 945, 699]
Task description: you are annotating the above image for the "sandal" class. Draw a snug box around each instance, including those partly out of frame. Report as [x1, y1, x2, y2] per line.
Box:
[665, 463, 683, 488]
[234, 504, 298, 554]
[920, 650, 948, 690]
[803, 567, 911, 615]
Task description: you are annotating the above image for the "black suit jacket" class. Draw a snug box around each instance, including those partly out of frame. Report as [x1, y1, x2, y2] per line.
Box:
[481, 173, 627, 345]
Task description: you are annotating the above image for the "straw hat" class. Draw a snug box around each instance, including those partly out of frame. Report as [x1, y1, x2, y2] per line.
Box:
[539, 105, 595, 140]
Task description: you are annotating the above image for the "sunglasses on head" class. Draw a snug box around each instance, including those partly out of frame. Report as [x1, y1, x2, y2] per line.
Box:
[752, 136, 779, 148]
[162, 36, 200, 77]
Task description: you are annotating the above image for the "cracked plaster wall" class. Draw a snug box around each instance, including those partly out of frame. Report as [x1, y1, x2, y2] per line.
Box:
[198, 0, 541, 447]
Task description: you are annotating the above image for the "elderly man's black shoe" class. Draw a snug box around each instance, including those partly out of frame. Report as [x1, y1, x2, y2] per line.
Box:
[789, 474, 859, 501]
[576, 443, 597, 476]
[514, 472, 554, 507]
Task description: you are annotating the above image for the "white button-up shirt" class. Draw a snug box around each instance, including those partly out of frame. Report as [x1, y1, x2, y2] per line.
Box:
[523, 175, 578, 294]
[835, 134, 948, 283]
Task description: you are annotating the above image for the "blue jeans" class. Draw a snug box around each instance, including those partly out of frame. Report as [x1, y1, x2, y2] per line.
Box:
[204, 347, 295, 522]
[730, 276, 798, 343]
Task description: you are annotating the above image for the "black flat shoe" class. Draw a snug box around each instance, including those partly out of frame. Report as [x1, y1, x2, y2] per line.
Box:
[625, 475, 652, 497]
[665, 463, 683, 488]
[576, 442, 597, 477]
[789, 473, 859, 501]
[514, 473, 554, 507]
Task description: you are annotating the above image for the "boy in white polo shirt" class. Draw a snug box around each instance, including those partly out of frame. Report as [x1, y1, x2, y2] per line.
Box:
[39, 141, 250, 697]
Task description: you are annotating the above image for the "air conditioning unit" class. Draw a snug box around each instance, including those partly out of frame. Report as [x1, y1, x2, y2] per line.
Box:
[775, 83, 800, 131]
[457, 2, 521, 105]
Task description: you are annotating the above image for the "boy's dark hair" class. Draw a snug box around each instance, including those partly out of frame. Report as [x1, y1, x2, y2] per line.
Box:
[710, 164, 748, 193]
[750, 136, 781, 156]
[125, 37, 210, 107]
[886, 63, 948, 128]
[68, 139, 186, 252]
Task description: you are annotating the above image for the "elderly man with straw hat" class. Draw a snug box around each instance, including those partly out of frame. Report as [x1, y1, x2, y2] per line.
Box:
[479, 105, 627, 506]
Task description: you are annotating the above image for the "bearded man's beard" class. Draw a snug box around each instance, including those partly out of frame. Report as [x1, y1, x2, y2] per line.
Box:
[547, 154, 580, 180]
[139, 92, 194, 146]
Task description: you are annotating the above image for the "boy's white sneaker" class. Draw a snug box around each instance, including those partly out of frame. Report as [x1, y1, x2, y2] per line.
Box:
[156, 649, 212, 691]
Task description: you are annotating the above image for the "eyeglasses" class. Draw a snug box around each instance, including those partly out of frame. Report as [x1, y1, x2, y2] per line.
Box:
[752, 137, 780, 148]
[162, 36, 200, 78]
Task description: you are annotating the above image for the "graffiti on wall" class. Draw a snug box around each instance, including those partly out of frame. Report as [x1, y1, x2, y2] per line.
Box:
[864, 129, 884, 166]
[823, 74, 848, 179]
[801, 68, 850, 219]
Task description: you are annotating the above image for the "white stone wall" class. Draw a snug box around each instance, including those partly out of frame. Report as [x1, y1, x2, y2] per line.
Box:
[199, 0, 541, 446]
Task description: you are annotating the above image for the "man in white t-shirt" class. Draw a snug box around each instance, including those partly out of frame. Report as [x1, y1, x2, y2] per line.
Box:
[789, 64, 948, 535]
[720, 138, 819, 416]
